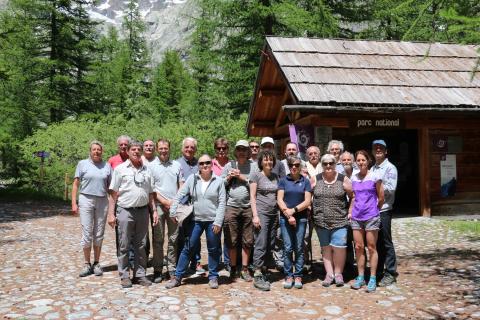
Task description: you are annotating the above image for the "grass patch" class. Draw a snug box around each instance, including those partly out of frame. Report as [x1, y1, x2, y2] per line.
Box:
[443, 220, 480, 236]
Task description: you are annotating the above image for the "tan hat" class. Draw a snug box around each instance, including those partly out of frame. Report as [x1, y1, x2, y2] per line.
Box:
[235, 140, 249, 148]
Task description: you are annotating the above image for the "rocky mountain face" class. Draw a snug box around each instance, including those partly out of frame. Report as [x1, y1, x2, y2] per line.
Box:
[0, 0, 195, 62]
[90, 0, 195, 62]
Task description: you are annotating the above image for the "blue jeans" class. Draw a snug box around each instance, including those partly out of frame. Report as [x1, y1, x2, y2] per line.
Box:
[280, 215, 307, 278]
[176, 219, 221, 280]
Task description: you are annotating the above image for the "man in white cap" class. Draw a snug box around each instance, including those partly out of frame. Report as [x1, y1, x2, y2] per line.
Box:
[260, 137, 286, 178]
[371, 139, 398, 287]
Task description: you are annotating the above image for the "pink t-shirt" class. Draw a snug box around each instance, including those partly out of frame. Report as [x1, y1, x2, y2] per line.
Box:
[212, 158, 228, 177]
[108, 154, 128, 170]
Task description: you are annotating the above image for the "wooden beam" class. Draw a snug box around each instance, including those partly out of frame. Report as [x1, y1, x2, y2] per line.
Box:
[259, 88, 284, 98]
[419, 127, 431, 217]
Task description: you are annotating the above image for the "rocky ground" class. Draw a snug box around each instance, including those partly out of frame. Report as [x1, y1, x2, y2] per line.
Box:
[0, 201, 479, 319]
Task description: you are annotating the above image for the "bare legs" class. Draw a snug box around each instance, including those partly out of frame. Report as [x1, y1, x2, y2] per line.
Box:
[322, 246, 346, 275]
[353, 229, 378, 277]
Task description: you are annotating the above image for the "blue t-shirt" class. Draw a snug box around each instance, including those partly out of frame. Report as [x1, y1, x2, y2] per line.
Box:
[278, 175, 312, 216]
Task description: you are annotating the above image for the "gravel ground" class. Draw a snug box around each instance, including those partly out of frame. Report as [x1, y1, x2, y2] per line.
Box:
[0, 201, 479, 319]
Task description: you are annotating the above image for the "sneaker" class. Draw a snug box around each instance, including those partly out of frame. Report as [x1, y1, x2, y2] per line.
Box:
[322, 274, 335, 287]
[120, 278, 132, 288]
[209, 278, 219, 289]
[294, 277, 303, 289]
[334, 274, 344, 287]
[253, 274, 270, 291]
[351, 276, 365, 290]
[133, 277, 152, 287]
[165, 276, 181, 289]
[79, 263, 92, 277]
[224, 264, 232, 273]
[240, 270, 253, 282]
[92, 262, 103, 276]
[283, 277, 293, 289]
[153, 271, 163, 284]
[378, 273, 396, 287]
[366, 276, 377, 292]
[195, 263, 206, 275]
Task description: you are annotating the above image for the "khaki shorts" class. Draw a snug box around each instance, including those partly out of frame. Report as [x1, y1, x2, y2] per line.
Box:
[223, 206, 254, 249]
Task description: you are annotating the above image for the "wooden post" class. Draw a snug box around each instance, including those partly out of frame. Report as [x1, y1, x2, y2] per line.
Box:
[419, 128, 431, 217]
[64, 173, 69, 201]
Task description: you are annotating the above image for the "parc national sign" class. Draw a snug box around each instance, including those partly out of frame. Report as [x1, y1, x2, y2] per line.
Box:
[351, 118, 404, 129]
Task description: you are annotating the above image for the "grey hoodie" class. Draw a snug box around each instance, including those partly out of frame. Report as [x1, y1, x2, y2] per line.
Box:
[170, 173, 226, 227]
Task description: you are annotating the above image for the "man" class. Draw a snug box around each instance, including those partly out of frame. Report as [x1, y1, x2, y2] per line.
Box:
[340, 151, 358, 178]
[327, 139, 345, 174]
[212, 138, 229, 177]
[222, 140, 255, 281]
[107, 141, 159, 288]
[141, 139, 157, 165]
[249, 140, 260, 162]
[260, 137, 286, 178]
[371, 139, 398, 287]
[281, 142, 305, 175]
[176, 137, 204, 275]
[305, 146, 322, 180]
[108, 135, 131, 169]
[149, 139, 183, 283]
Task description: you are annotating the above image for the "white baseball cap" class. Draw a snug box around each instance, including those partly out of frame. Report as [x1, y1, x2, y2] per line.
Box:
[260, 137, 275, 146]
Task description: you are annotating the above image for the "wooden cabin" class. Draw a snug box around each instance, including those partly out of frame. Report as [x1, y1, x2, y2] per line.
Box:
[247, 36, 480, 216]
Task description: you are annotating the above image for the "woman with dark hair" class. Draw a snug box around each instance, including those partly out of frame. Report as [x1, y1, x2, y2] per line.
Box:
[349, 150, 384, 292]
[312, 153, 353, 287]
[250, 150, 279, 291]
[72, 141, 112, 277]
[277, 155, 312, 289]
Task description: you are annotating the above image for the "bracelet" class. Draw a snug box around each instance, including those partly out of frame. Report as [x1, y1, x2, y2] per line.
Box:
[294, 207, 299, 213]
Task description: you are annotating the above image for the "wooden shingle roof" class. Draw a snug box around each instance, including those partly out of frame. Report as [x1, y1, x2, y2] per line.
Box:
[267, 37, 480, 107]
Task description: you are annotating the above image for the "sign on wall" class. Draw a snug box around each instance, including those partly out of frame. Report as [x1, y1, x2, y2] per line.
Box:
[440, 154, 457, 197]
[350, 118, 403, 129]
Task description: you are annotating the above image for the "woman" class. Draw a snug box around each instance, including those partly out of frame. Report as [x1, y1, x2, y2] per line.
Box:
[312, 154, 353, 287]
[250, 150, 279, 291]
[71, 141, 112, 277]
[349, 150, 384, 292]
[277, 155, 312, 289]
[166, 154, 226, 289]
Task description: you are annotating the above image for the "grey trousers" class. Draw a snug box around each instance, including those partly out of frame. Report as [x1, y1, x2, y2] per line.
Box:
[253, 213, 278, 269]
[78, 194, 108, 248]
[152, 205, 179, 273]
[116, 206, 149, 279]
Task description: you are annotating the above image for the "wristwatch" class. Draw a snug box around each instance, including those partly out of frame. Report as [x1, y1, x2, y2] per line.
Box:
[294, 207, 299, 213]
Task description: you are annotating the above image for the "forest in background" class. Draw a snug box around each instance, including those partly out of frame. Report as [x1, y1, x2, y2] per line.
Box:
[0, 0, 479, 196]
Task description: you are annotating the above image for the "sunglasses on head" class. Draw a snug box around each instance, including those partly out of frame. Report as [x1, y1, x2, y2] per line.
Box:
[199, 161, 212, 166]
[322, 162, 335, 166]
[288, 163, 301, 168]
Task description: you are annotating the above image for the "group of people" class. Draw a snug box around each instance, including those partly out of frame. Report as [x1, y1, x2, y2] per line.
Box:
[71, 134, 398, 293]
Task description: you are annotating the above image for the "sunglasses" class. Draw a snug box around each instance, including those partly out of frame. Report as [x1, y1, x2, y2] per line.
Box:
[288, 163, 301, 168]
[249, 145, 259, 149]
[322, 162, 335, 166]
[134, 172, 145, 184]
[199, 161, 212, 166]
[236, 147, 249, 152]
[215, 147, 228, 151]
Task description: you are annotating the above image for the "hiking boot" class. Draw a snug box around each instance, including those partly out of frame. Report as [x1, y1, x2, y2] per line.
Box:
[294, 277, 303, 289]
[229, 267, 238, 282]
[120, 278, 132, 288]
[79, 263, 92, 277]
[133, 277, 152, 287]
[195, 263, 206, 275]
[283, 277, 293, 289]
[153, 271, 163, 284]
[209, 278, 219, 289]
[92, 262, 103, 276]
[322, 273, 335, 287]
[351, 276, 365, 290]
[334, 274, 344, 287]
[253, 274, 270, 291]
[165, 276, 181, 289]
[366, 276, 377, 292]
[240, 270, 253, 282]
[224, 264, 232, 273]
[378, 273, 396, 287]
